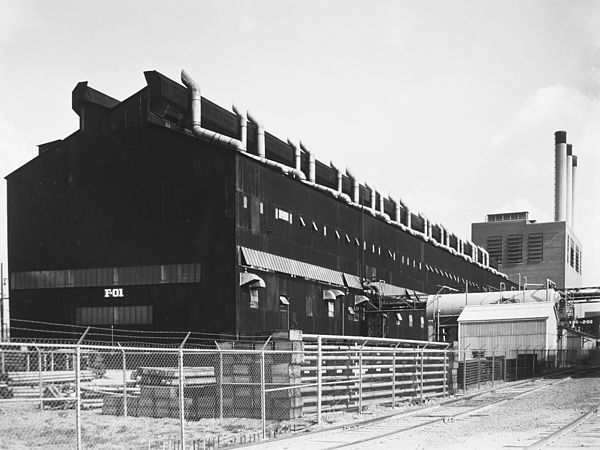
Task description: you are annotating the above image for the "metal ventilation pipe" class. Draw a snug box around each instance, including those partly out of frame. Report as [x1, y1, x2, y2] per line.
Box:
[367, 185, 376, 210]
[287, 138, 302, 171]
[346, 169, 360, 203]
[406, 207, 412, 228]
[330, 162, 343, 193]
[379, 192, 385, 213]
[247, 111, 265, 158]
[554, 131, 568, 221]
[180, 70, 244, 151]
[299, 141, 316, 182]
[572, 155, 578, 230]
[394, 199, 401, 223]
[232, 104, 247, 151]
[566, 144, 573, 227]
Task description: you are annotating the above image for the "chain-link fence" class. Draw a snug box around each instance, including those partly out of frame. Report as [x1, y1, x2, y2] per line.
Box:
[0, 338, 596, 449]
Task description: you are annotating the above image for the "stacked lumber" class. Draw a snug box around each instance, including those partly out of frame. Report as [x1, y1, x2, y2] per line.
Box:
[103, 367, 216, 420]
[0, 373, 12, 399]
[5, 370, 94, 400]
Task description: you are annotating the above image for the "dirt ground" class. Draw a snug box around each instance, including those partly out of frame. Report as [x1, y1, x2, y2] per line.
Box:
[1, 374, 599, 449]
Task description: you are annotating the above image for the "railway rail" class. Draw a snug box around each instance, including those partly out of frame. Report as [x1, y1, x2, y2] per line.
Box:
[240, 376, 570, 449]
[522, 398, 600, 449]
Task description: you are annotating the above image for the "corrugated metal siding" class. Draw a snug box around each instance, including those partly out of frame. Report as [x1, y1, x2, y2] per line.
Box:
[459, 319, 548, 351]
[240, 246, 344, 286]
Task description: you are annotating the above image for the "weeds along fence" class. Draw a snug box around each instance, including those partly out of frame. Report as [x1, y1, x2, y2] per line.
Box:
[0, 336, 595, 450]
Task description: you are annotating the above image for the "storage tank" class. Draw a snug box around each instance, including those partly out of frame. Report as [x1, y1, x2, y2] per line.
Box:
[426, 289, 560, 320]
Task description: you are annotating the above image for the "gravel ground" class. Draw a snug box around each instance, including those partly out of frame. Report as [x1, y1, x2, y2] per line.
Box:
[358, 373, 600, 449]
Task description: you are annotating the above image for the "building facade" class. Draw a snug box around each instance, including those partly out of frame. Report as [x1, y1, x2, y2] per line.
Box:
[6, 70, 509, 340]
[471, 212, 582, 289]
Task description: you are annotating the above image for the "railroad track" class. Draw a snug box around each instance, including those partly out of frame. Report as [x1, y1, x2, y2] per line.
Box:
[521, 398, 600, 449]
[240, 377, 569, 450]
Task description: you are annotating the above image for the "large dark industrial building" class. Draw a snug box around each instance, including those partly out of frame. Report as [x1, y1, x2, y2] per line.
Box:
[5, 70, 509, 340]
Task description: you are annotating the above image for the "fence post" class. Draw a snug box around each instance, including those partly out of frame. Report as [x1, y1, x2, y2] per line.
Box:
[477, 355, 481, 390]
[218, 348, 224, 420]
[359, 345, 363, 413]
[491, 351, 494, 387]
[179, 332, 190, 450]
[391, 347, 397, 409]
[462, 351, 466, 394]
[532, 351, 536, 378]
[443, 350, 447, 397]
[316, 335, 322, 426]
[0, 349, 4, 373]
[36, 347, 43, 411]
[50, 352, 54, 372]
[260, 349, 266, 439]
[75, 346, 82, 450]
[516, 349, 519, 381]
[118, 344, 127, 418]
[419, 350, 424, 403]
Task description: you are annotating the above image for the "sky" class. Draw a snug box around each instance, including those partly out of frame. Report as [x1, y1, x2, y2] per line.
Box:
[1, 0, 600, 287]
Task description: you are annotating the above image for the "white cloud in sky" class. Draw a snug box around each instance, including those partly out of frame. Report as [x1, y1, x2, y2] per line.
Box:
[0, 0, 38, 47]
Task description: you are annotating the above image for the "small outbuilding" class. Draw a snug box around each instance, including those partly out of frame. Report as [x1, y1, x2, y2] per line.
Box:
[457, 302, 558, 358]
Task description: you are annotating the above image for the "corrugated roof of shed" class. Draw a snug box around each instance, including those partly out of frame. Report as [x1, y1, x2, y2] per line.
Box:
[457, 302, 556, 323]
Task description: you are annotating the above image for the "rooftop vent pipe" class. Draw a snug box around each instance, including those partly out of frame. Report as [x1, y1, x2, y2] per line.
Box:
[181, 70, 244, 152]
[247, 111, 265, 158]
[346, 168, 360, 204]
[287, 138, 302, 171]
[300, 141, 316, 182]
[554, 131, 567, 222]
[330, 162, 342, 193]
[232, 104, 247, 151]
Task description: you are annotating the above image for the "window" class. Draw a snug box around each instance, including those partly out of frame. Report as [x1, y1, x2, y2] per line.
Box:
[345, 234, 351, 243]
[327, 301, 334, 318]
[355, 238, 360, 246]
[506, 234, 523, 263]
[348, 307, 358, 322]
[576, 247, 581, 273]
[408, 314, 413, 327]
[335, 230, 341, 239]
[259, 202, 264, 214]
[486, 236, 502, 264]
[527, 233, 543, 262]
[275, 208, 291, 223]
[569, 238, 575, 268]
[243, 196, 248, 208]
[312, 221, 319, 231]
[250, 288, 259, 309]
[395, 312, 402, 326]
[420, 316, 425, 328]
[323, 226, 327, 236]
[299, 217, 306, 227]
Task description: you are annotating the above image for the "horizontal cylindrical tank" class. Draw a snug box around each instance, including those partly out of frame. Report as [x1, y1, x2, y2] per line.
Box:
[426, 289, 560, 320]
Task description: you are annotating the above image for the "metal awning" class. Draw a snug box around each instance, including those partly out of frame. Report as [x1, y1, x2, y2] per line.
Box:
[354, 295, 370, 306]
[343, 273, 363, 290]
[323, 289, 345, 300]
[239, 272, 266, 288]
[240, 247, 344, 286]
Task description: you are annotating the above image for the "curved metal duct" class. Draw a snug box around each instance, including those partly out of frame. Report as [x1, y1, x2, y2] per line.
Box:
[346, 168, 360, 204]
[299, 141, 316, 182]
[180, 70, 244, 151]
[330, 161, 343, 193]
[287, 138, 302, 171]
[247, 110, 265, 158]
[232, 104, 247, 151]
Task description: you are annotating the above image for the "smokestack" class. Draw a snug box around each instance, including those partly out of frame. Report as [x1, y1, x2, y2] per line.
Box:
[572, 155, 578, 230]
[554, 131, 568, 222]
[566, 144, 573, 227]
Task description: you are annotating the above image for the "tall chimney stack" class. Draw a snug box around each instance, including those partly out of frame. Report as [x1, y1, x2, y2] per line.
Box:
[572, 155, 578, 230]
[554, 131, 568, 222]
[566, 144, 573, 227]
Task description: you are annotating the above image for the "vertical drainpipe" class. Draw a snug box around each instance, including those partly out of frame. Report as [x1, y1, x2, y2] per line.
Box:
[347, 169, 360, 204]
[287, 138, 302, 171]
[439, 225, 444, 245]
[331, 162, 342, 193]
[566, 144, 573, 228]
[369, 186, 377, 211]
[554, 130, 567, 222]
[394, 199, 401, 223]
[299, 141, 315, 182]
[572, 155, 578, 230]
[406, 207, 412, 229]
[379, 192, 385, 214]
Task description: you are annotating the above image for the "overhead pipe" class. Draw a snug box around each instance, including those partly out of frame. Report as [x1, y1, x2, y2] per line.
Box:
[180, 70, 244, 151]
[299, 141, 316, 182]
[247, 110, 265, 158]
[231, 104, 247, 151]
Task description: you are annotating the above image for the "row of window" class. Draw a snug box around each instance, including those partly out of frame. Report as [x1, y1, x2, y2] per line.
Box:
[567, 237, 582, 273]
[245, 198, 484, 288]
[11, 263, 202, 290]
[74, 306, 153, 325]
